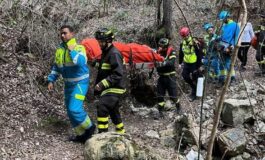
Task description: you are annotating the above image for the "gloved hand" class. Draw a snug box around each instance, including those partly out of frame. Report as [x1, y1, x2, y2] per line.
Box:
[155, 61, 165, 68]
[94, 82, 104, 92]
[91, 59, 99, 67]
[198, 66, 204, 73]
[178, 63, 184, 69]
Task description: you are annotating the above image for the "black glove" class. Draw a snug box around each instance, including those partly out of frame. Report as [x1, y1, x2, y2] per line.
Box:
[94, 82, 104, 92]
[91, 59, 99, 67]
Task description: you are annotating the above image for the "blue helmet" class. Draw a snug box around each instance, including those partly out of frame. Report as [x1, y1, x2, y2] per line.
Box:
[203, 23, 214, 31]
[218, 10, 230, 20]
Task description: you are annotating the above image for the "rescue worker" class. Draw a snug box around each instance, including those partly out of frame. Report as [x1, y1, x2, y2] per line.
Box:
[202, 23, 220, 83]
[255, 12, 265, 75]
[94, 28, 126, 133]
[47, 25, 95, 143]
[179, 27, 203, 101]
[155, 38, 180, 117]
[217, 10, 240, 85]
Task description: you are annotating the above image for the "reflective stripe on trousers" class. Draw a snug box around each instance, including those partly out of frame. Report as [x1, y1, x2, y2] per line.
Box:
[219, 55, 235, 82]
[64, 83, 92, 135]
[64, 74, 89, 82]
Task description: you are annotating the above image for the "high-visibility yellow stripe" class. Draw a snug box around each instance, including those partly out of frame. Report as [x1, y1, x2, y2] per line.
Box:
[97, 117, 109, 122]
[98, 124, 109, 129]
[74, 126, 85, 136]
[169, 55, 176, 59]
[116, 129, 125, 134]
[75, 94, 85, 100]
[101, 63, 111, 70]
[258, 60, 265, 64]
[74, 116, 91, 135]
[101, 79, 110, 88]
[160, 71, 176, 76]
[116, 123, 124, 129]
[101, 88, 126, 96]
[158, 102, 165, 107]
[220, 70, 227, 76]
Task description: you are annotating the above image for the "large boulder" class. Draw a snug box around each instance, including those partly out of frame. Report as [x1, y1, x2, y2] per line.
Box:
[221, 99, 255, 127]
[174, 114, 199, 146]
[217, 128, 247, 157]
[84, 132, 162, 160]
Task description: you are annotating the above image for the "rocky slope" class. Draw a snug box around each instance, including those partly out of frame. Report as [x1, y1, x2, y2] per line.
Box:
[0, 0, 264, 160]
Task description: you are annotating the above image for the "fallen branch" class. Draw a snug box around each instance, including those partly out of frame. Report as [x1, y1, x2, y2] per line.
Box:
[206, 0, 247, 159]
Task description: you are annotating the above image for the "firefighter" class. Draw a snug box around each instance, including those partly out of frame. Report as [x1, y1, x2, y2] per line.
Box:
[217, 10, 240, 85]
[155, 38, 180, 117]
[47, 25, 95, 143]
[94, 28, 126, 133]
[179, 27, 203, 101]
[202, 23, 220, 83]
[255, 12, 265, 75]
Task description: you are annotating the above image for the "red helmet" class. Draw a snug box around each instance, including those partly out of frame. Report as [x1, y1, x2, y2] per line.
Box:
[179, 27, 190, 37]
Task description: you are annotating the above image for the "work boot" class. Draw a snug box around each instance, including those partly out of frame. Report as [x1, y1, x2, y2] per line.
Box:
[68, 124, 96, 144]
[216, 81, 224, 88]
[239, 65, 246, 71]
[157, 105, 165, 119]
[68, 135, 84, 143]
[82, 123, 96, 141]
[175, 100, 181, 114]
[255, 64, 265, 76]
[189, 93, 196, 102]
[188, 88, 197, 102]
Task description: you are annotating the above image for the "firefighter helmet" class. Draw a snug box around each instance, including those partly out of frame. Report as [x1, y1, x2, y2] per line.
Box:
[158, 38, 169, 48]
[95, 28, 114, 42]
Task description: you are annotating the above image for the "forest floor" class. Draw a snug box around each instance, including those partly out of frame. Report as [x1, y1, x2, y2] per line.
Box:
[1, 46, 264, 160]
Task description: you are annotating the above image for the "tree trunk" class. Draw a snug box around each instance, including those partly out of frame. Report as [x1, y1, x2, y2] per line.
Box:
[162, 0, 173, 39]
[205, 0, 247, 159]
[156, 0, 162, 27]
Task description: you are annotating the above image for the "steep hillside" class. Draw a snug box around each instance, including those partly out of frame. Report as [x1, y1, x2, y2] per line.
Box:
[0, 0, 264, 159]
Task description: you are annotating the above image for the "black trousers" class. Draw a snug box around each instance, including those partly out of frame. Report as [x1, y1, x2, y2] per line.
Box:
[97, 94, 124, 133]
[256, 45, 265, 70]
[256, 45, 265, 62]
[157, 75, 177, 105]
[182, 63, 198, 95]
[238, 42, 250, 66]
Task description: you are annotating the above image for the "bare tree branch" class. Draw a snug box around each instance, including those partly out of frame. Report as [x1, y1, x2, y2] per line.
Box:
[206, 0, 247, 159]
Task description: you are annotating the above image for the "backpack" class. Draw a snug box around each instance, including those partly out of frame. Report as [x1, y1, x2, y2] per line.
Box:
[251, 35, 258, 50]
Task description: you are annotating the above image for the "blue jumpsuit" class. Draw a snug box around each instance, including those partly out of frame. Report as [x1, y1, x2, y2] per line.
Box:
[203, 34, 220, 81]
[48, 38, 93, 136]
[219, 20, 240, 83]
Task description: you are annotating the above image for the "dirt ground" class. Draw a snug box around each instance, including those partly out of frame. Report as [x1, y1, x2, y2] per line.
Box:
[1, 45, 264, 160]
